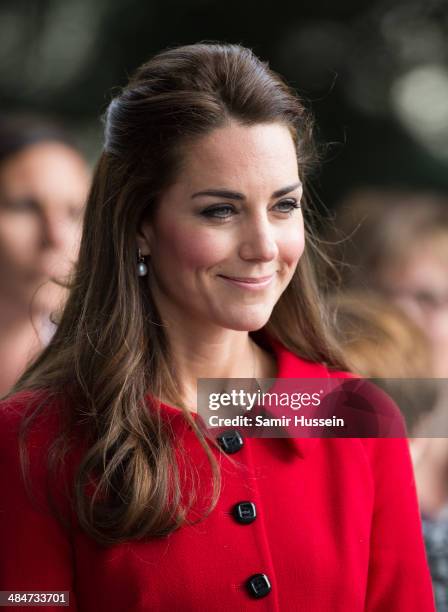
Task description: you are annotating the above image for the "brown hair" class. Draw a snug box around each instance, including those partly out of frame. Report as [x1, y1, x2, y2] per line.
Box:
[0, 114, 80, 165]
[329, 290, 431, 378]
[11, 42, 347, 545]
[329, 290, 437, 431]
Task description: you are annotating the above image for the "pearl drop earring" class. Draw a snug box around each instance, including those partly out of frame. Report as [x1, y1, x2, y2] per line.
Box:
[137, 248, 148, 277]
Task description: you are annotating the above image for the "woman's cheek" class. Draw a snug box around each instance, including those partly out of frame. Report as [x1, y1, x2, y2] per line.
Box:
[0, 214, 40, 269]
[160, 223, 230, 270]
[280, 229, 305, 267]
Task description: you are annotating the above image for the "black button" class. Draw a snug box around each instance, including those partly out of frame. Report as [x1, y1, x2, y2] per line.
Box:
[246, 573, 271, 598]
[233, 501, 257, 525]
[216, 430, 244, 454]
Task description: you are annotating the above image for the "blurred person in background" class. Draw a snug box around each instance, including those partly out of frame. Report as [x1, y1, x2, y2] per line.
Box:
[331, 290, 448, 611]
[329, 289, 439, 443]
[0, 116, 90, 395]
[329, 290, 432, 381]
[328, 194, 448, 611]
[327, 190, 448, 378]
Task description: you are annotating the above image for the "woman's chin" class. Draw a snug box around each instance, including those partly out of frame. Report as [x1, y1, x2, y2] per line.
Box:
[218, 309, 272, 332]
[29, 283, 68, 317]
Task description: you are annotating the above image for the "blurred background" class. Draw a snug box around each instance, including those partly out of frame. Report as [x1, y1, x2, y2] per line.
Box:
[1, 0, 448, 207]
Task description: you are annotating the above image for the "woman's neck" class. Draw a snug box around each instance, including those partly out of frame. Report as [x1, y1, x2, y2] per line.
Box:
[163, 324, 276, 412]
[0, 310, 45, 396]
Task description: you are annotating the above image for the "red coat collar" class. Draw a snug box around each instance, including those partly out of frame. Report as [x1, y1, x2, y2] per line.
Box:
[153, 334, 350, 458]
[261, 336, 351, 457]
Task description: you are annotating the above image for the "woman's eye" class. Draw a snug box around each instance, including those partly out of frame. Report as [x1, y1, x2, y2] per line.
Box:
[273, 198, 301, 213]
[67, 206, 84, 221]
[199, 199, 300, 219]
[200, 205, 236, 219]
[0, 197, 37, 212]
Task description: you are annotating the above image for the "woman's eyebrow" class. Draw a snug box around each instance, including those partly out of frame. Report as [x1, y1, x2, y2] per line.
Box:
[191, 188, 245, 200]
[191, 182, 302, 200]
[272, 182, 302, 198]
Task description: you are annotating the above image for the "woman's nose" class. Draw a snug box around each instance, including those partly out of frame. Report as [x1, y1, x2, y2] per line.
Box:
[238, 218, 279, 262]
[40, 211, 67, 251]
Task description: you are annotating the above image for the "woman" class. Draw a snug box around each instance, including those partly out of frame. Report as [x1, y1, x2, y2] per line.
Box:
[0, 116, 90, 394]
[0, 44, 435, 611]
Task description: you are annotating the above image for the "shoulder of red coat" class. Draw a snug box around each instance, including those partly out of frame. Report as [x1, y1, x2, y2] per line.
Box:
[0, 389, 63, 441]
[268, 339, 407, 444]
[270, 338, 353, 379]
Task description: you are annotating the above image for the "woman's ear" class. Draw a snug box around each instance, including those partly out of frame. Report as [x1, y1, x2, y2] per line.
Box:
[136, 219, 152, 256]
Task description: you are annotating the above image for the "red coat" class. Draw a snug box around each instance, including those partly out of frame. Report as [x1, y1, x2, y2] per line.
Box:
[0, 340, 435, 611]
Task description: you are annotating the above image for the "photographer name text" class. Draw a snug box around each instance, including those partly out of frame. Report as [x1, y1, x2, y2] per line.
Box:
[208, 415, 345, 428]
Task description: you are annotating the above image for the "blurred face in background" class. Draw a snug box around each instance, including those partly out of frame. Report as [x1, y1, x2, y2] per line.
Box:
[379, 235, 448, 377]
[0, 141, 90, 316]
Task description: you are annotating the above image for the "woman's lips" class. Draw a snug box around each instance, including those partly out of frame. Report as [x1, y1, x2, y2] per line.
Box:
[218, 274, 275, 290]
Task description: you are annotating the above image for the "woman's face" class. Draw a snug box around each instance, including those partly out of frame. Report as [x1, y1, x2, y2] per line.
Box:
[138, 121, 305, 333]
[0, 142, 90, 315]
[380, 242, 448, 377]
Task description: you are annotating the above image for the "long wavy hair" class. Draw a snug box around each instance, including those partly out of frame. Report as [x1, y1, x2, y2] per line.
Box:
[11, 43, 347, 545]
